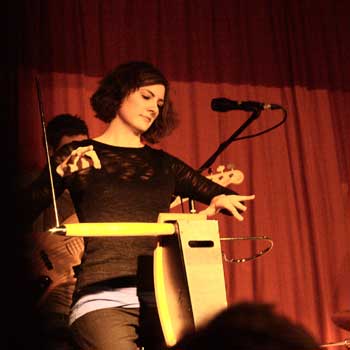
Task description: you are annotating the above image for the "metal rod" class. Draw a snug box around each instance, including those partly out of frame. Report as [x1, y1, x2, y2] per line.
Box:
[35, 76, 60, 228]
[320, 339, 350, 348]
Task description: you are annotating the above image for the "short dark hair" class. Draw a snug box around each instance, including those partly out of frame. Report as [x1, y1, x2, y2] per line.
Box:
[172, 302, 320, 350]
[46, 114, 89, 151]
[90, 61, 178, 144]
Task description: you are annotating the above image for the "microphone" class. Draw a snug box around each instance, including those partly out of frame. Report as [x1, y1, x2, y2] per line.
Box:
[211, 97, 282, 112]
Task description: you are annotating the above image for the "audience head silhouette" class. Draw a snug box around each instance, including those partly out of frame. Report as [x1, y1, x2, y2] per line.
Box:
[171, 302, 320, 350]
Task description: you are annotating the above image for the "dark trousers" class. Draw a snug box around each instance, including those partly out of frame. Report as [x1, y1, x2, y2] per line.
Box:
[70, 306, 166, 350]
[38, 312, 76, 350]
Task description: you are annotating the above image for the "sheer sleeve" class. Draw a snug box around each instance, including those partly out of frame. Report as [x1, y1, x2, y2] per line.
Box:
[164, 151, 239, 205]
[15, 142, 79, 228]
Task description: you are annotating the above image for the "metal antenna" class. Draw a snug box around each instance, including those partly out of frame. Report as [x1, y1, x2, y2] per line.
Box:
[35, 76, 60, 228]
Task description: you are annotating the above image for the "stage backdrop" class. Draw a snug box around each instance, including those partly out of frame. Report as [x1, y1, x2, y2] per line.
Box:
[11, 0, 349, 345]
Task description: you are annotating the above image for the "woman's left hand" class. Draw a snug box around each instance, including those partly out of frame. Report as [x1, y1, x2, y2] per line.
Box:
[199, 194, 255, 221]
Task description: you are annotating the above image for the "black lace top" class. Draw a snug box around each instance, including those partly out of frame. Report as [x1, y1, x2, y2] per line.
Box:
[20, 139, 237, 301]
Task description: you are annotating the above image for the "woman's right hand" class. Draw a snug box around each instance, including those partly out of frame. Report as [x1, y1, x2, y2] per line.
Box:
[56, 145, 101, 177]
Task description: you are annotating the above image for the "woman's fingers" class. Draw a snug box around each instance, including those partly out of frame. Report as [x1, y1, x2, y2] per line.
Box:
[200, 194, 255, 221]
[227, 194, 255, 220]
[84, 149, 101, 169]
[56, 145, 101, 176]
[232, 210, 244, 221]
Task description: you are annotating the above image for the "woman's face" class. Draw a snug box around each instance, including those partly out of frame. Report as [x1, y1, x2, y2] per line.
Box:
[117, 84, 165, 135]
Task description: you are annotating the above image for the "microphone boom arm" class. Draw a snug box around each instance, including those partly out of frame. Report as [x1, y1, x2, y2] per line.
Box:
[198, 109, 261, 173]
[187, 109, 261, 213]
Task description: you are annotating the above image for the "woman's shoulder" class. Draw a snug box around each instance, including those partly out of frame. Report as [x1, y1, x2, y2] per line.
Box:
[146, 146, 192, 172]
[146, 145, 178, 160]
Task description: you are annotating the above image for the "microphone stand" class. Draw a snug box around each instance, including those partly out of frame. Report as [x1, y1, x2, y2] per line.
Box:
[188, 108, 262, 213]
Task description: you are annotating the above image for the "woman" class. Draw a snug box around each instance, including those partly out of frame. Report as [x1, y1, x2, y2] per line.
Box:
[22, 61, 255, 350]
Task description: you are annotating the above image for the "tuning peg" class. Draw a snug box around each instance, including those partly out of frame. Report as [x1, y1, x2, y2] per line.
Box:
[216, 165, 225, 173]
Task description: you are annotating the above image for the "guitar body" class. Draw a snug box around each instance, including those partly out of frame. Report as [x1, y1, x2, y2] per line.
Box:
[22, 192, 84, 308]
[24, 230, 84, 307]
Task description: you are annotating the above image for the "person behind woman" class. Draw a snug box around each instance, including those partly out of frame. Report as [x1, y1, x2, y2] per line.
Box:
[15, 114, 89, 350]
[19, 61, 255, 350]
[31, 114, 88, 350]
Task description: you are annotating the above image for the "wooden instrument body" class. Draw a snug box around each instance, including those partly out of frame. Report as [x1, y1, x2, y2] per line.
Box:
[155, 213, 227, 346]
[60, 214, 228, 347]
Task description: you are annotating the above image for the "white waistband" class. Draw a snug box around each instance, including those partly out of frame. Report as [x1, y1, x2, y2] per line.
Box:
[69, 287, 139, 325]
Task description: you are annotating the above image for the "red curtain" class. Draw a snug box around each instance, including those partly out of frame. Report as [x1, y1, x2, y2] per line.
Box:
[13, 0, 349, 344]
